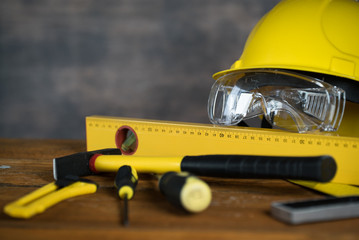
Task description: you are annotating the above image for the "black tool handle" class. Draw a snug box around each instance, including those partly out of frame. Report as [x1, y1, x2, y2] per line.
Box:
[54, 148, 122, 180]
[158, 172, 212, 213]
[181, 155, 336, 182]
[159, 172, 188, 210]
[114, 165, 138, 200]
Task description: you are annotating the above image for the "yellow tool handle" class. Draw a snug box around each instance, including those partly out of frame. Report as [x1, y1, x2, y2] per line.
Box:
[93, 155, 182, 174]
[4, 181, 97, 219]
[89, 154, 336, 182]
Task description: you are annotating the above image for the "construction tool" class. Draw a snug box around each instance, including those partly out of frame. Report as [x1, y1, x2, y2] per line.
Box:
[114, 165, 138, 226]
[271, 196, 359, 225]
[5, 148, 121, 219]
[158, 172, 211, 213]
[53, 150, 336, 183]
[53, 148, 122, 180]
[85, 116, 359, 195]
[4, 176, 97, 219]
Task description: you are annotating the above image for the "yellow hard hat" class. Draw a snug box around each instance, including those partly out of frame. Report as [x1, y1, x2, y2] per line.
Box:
[214, 0, 359, 81]
[212, 0, 359, 137]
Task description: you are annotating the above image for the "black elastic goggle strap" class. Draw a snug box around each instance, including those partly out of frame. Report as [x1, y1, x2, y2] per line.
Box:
[235, 71, 319, 89]
[260, 117, 273, 129]
[237, 121, 249, 127]
[236, 117, 273, 129]
[294, 70, 359, 103]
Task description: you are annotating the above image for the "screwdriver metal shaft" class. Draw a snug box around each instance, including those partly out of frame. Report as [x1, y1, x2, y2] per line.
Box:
[123, 194, 129, 226]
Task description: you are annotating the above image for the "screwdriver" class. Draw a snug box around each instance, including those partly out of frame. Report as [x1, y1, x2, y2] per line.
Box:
[114, 165, 138, 226]
[158, 172, 212, 213]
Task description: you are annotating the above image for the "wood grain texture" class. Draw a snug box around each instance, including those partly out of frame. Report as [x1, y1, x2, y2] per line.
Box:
[1, 139, 359, 240]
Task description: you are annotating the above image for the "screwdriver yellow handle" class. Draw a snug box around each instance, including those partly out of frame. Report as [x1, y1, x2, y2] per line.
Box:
[114, 165, 138, 200]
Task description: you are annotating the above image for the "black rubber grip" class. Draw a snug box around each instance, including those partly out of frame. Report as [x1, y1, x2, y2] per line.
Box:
[181, 155, 336, 182]
[114, 165, 138, 192]
[54, 148, 122, 180]
[158, 172, 189, 210]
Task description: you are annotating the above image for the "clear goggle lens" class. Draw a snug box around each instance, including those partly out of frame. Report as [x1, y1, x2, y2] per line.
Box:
[208, 70, 346, 133]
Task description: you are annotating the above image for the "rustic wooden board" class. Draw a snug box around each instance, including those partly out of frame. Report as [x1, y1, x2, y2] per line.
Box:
[1, 139, 358, 240]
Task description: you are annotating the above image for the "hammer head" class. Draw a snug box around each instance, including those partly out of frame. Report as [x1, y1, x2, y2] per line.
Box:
[53, 148, 122, 180]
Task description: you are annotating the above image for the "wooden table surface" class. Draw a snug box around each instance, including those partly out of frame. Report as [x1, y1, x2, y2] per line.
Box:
[0, 138, 358, 240]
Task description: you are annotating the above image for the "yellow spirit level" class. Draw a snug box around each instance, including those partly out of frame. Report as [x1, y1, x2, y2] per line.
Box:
[86, 116, 359, 188]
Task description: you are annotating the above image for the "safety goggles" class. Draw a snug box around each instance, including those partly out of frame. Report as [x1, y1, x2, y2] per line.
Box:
[208, 69, 346, 133]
